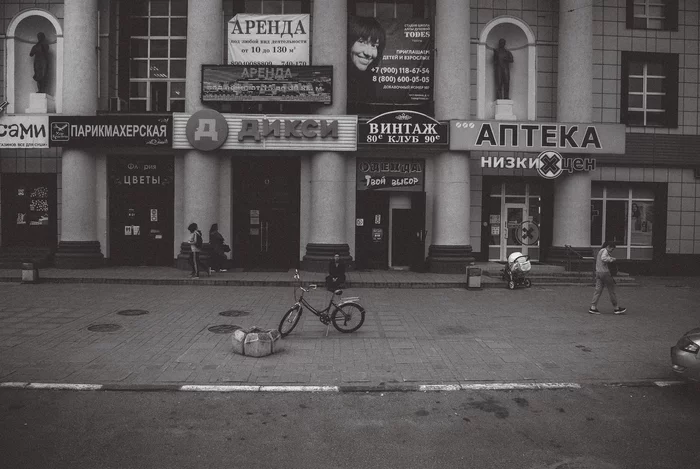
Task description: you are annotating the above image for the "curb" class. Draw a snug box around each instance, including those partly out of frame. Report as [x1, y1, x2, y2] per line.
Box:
[0, 276, 637, 288]
[0, 380, 684, 393]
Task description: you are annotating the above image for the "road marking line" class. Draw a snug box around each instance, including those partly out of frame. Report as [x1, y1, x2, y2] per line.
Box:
[0, 382, 29, 388]
[460, 383, 581, 390]
[258, 385, 339, 392]
[25, 383, 103, 391]
[653, 380, 685, 387]
[180, 385, 261, 392]
[419, 384, 462, 391]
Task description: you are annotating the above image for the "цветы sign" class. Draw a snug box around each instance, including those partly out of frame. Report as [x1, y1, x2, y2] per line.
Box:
[450, 120, 626, 154]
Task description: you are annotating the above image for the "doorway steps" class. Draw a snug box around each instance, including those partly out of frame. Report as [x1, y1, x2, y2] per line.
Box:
[479, 263, 638, 287]
[0, 246, 54, 269]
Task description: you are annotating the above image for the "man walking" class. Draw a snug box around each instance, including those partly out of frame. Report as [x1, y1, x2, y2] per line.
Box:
[589, 241, 627, 315]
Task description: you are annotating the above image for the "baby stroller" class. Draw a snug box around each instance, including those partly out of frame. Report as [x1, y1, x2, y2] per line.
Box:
[501, 252, 532, 290]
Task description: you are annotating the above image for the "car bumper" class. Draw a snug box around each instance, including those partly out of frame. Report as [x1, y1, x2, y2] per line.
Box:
[671, 346, 700, 382]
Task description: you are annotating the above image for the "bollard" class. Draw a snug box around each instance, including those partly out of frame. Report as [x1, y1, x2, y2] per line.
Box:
[21, 262, 40, 284]
[466, 266, 482, 290]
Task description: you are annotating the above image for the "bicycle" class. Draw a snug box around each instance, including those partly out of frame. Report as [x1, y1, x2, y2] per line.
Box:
[278, 269, 366, 337]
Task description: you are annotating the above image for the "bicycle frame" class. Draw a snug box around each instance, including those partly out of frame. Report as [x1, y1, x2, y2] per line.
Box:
[294, 283, 343, 320]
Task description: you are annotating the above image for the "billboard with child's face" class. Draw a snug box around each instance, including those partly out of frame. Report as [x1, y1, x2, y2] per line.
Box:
[347, 16, 433, 106]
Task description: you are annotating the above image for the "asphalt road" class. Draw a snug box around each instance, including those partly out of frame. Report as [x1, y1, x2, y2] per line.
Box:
[1, 385, 699, 469]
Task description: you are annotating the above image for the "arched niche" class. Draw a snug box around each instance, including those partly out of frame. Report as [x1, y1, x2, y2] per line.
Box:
[6, 9, 64, 114]
[477, 16, 536, 121]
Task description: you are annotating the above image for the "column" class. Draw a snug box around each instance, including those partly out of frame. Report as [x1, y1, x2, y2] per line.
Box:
[301, 0, 349, 271]
[427, 0, 473, 273]
[177, 0, 223, 268]
[54, 0, 103, 268]
[549, 0, 594, 266]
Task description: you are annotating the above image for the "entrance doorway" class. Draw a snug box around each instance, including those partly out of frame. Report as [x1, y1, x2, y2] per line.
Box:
[484, 180, 542, 262]
[232, 156, 300, 271]
[356, 191, 426, 271]
[1, 173, 57, 247]
[108, 155, 174, 266]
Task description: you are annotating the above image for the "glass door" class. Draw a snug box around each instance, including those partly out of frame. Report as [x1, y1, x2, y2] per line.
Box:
[503, 203, 529, 261]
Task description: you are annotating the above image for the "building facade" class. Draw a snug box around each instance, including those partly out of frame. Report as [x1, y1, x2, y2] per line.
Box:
[0, 0, 699, 274]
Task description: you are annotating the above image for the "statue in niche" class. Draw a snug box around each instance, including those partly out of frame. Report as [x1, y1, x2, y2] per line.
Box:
[493, 38, 513, 100]
[30, 32, 50, 93]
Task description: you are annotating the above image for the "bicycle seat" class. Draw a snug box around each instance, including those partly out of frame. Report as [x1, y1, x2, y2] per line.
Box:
[334, 289, 343, 296]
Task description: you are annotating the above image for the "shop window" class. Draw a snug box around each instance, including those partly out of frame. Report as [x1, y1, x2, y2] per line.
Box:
[505, 181, 526, 195]
[621, 52, 678, 128]
[591, 184, 655, 259]
[626, 0, 678, 31]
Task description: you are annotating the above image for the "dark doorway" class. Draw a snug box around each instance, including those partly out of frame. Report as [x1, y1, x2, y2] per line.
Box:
[108, 155, 174, 266]
[1, 173, 57, 247]
[391, 209, 413, 265]
[355, 191, 390, 270]
[232, 156, 300, 271]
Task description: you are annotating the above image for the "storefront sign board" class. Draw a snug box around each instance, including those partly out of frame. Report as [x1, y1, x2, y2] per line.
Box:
[48, 115, 172, 147]
[450, 120, 626, 154]
[0, 115, 49, 148]
[356, 158, 425, 191]
[173, 113, 357, 151]
[358, 110, 448, 146]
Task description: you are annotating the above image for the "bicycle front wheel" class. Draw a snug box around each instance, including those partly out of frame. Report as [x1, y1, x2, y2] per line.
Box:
[331, 303, 365, 333]
[279, 305, 302, 337]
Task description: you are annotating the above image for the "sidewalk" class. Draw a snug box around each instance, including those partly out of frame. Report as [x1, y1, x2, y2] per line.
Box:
[0, 262, 635, 288]
[0, 270, 694, 391]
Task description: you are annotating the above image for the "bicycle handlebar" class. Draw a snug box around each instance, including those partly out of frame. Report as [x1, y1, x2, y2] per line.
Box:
[299, 284, 318, 293]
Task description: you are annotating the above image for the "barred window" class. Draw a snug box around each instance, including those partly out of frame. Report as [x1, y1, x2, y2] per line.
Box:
[621, 52, 678, 128]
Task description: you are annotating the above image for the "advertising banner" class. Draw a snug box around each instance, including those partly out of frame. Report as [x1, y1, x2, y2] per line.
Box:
[356, 158, 425, 192]
[0, 115, 49, 148]
[359, 110, 448, 146]
[450, 120, 626, 154]
[202, 65, 332, 104]
[348, 16, 433, 106]
[48, 115, 172, 147]
[227, 14, 310, 65]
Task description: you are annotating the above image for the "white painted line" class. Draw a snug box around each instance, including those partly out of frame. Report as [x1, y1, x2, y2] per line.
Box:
[180, 385, 261, 392]
[258, 385, 339, 392]
[25, 383, 103, 391]
[460, 382, 581, 390]
[419, 384, 462, 392]
[0, 382, 29, 388]
[654, 380, 685, 387]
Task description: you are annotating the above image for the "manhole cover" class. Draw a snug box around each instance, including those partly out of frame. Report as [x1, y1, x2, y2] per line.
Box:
[117, 309, 149, 316]
[87, 324, 122, 332]
[219, 310, 251, 317]
[208, 325, 242, 334]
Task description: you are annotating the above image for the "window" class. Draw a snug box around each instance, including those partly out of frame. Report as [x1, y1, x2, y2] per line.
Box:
[128, 0, 187, 112]
[626, 0, 678, 30]
[590, 184, 655, 260]
[243, 0, 303, 13]
[621, 52, 678, 128]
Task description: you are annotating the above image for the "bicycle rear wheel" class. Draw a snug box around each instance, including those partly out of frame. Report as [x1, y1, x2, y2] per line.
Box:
[331, 303, 365, 333]
[279, 305, 302, 337]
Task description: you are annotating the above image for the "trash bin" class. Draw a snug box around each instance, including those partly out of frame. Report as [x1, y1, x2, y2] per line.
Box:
[21, 262, 39, 284]
[466, 266, 481, 290]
